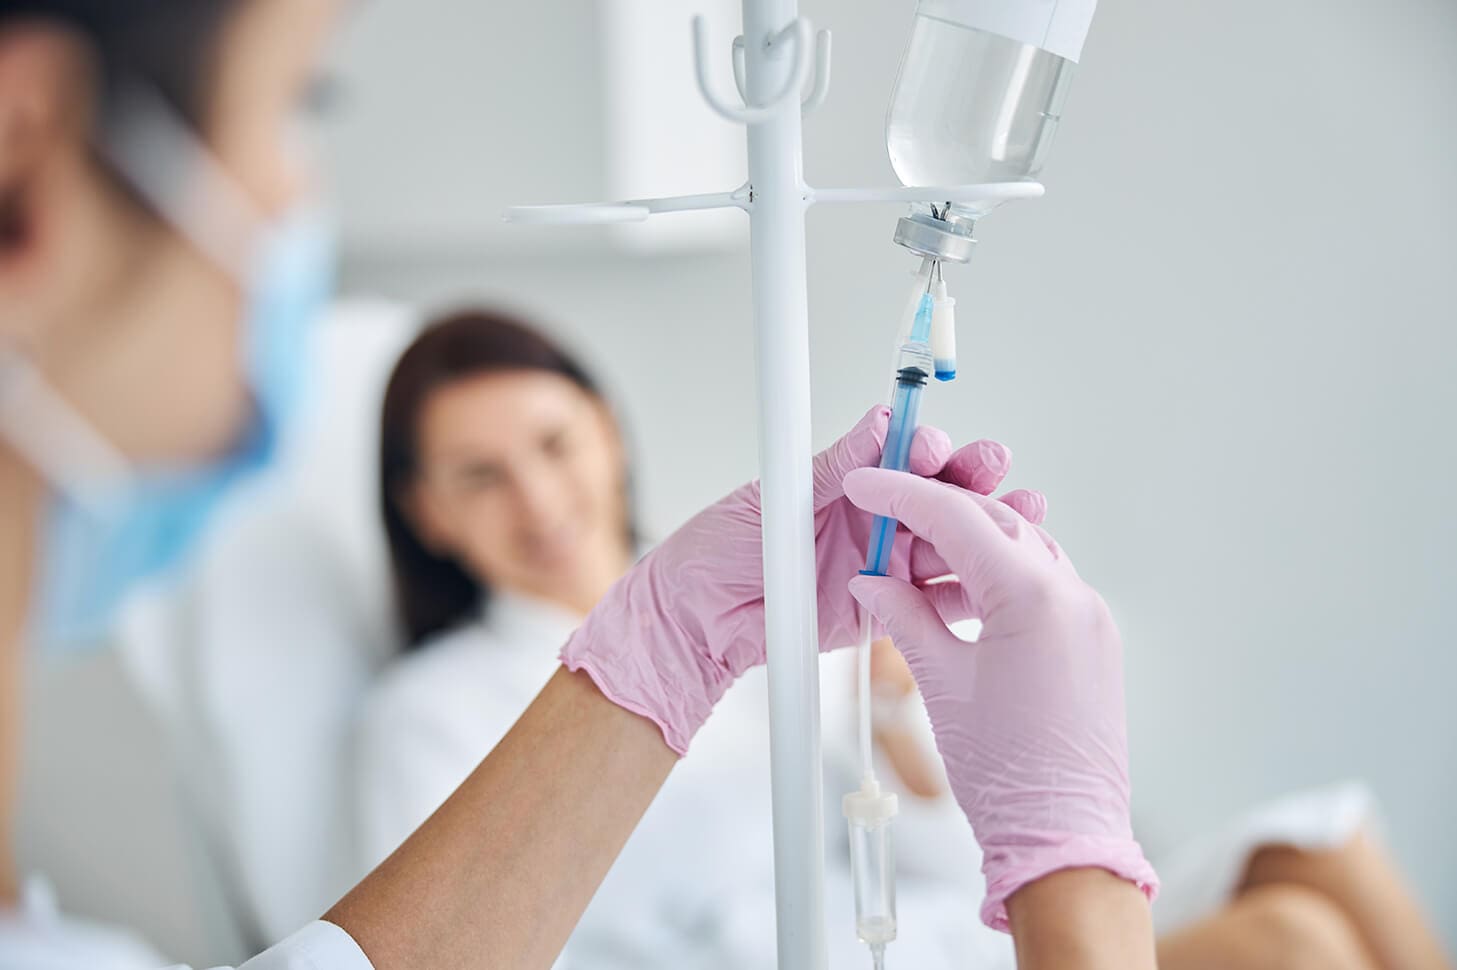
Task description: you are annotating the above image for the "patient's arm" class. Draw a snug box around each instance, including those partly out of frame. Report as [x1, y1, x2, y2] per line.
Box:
[1008, 868, 1158, 970]
[870, 635, 946, 799]
[326, 666, 676, 970]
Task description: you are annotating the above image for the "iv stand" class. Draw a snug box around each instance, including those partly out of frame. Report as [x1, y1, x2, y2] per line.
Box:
[506, 3, 1041, 967]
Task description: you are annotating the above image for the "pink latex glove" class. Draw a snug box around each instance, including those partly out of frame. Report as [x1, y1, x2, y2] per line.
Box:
[561, 406, 1025, 755]
[844, 469, 1159, 932]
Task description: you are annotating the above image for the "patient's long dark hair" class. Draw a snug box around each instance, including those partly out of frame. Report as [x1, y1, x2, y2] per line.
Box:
[380, 308, 633, 648]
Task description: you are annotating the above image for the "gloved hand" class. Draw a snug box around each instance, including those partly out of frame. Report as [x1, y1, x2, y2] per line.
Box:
[561, 406, 1028, 755]
[844, 469, 1159, 931]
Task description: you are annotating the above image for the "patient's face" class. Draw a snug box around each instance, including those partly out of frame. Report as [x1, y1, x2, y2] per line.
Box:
[410, 370, 628, 614]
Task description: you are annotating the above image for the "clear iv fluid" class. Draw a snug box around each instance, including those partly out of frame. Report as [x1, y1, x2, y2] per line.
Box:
[858, 916, 897, 947]
[886, 18, 1076, 194]
[849, 817, 897, 944]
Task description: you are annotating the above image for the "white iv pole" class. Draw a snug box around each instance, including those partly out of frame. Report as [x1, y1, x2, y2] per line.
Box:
[506, 3, 1042, 966]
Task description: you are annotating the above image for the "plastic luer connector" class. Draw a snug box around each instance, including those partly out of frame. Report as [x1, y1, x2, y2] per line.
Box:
[929, 278, 956, 381]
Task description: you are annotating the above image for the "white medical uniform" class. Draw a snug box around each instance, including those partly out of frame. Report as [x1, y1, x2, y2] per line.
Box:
[0, 880, 368, 970]
[186, 923, 370, 970]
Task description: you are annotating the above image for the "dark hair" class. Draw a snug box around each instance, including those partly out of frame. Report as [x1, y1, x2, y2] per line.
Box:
[380, 308, 632, 649]
[0, 1, 242, 127]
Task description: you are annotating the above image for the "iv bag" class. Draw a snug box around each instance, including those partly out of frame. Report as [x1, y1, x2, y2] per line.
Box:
[886, 0, 1094, 216]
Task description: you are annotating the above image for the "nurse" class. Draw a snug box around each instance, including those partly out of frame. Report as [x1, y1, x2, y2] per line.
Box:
[0, 2, 1159, 968]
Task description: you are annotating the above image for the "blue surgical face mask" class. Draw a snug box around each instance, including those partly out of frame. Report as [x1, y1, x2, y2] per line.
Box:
[0, 85, 335, 649]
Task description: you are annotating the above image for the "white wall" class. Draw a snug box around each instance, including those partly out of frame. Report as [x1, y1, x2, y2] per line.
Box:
[323, 0, 1457, 941]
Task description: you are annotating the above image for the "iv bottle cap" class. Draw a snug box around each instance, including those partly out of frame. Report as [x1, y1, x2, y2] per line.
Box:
[894, 213, 976, 263]
[843, 778, 899, 823]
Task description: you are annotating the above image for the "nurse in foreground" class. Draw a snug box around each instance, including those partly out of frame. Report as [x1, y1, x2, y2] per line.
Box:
[0, 1, 1157, 968]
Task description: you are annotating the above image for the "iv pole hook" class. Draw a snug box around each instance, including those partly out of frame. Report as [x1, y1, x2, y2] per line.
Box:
[732, 25, 831, 113]
[693, 15, 814, 125]
[801, 28, 832, 113]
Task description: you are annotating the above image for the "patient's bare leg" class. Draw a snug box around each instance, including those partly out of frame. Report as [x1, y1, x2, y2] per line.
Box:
[1238, 830, 1453, 970]
[1157, 883, 1379, 970]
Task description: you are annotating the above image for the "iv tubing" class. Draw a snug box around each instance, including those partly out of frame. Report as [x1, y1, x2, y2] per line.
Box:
[857, 609, 874, 780]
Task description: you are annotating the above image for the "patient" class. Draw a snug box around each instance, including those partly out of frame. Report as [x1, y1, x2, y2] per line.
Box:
[356, 308, 1451, 970]
[358, 309, 787, 968]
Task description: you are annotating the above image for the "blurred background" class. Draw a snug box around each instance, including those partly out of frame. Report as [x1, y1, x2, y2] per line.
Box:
[19, 0, 1457, 964]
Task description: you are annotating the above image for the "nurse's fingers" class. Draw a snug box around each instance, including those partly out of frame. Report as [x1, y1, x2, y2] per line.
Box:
[811, 407, 952, 512]
[922, 578, 979, 627]
[909, 486, 1047, 581]
[844, 468, 1031, 581]
[908, 425, 953, 477]
[909, 535, 955, 584]
[909, 480, 1049, 576]
[811, 406, 889, 511]
[1030, 522, 1075, 571]
[997, 488, 1047, 525]
[848, 576, 950, 667]
[938, 439, 1012, 496]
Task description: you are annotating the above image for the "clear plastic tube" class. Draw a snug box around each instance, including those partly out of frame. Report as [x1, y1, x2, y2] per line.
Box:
[852, 613, 893, 966]
[844, 775, 898, 963]
[849, 816, 896, 944]
[858, 610, 875, 780]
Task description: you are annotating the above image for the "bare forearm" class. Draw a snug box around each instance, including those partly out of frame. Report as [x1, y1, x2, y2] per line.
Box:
[326, 666, 677, 969]
[1007, 869, 1157, 970]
